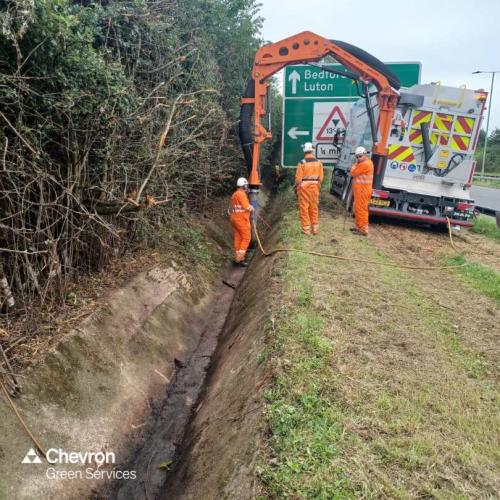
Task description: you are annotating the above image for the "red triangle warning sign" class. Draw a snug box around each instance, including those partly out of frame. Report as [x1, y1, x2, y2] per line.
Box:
[316, 105, 348, 141]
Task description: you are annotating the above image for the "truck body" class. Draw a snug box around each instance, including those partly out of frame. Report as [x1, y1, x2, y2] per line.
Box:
[331, 83, 487, 226]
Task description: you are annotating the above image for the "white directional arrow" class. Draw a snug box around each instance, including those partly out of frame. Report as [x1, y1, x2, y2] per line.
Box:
[288, 70, 300, 95]
[287, 127, 310, 140]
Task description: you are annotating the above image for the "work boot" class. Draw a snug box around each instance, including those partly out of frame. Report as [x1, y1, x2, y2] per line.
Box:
[233, 260, 248, 267]
[351, 229, 367, 236]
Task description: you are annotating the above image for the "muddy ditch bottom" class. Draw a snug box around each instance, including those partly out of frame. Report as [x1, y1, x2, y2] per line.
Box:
[100, 260, 249, 500]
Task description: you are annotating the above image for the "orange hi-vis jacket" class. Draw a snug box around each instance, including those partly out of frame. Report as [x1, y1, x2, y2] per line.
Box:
[295, 153, 324, 234]
[295, 153, 324, 188]
[230, 188, 252, 262]
[230, 188, 252, 220]
[351, 156, 374, 234]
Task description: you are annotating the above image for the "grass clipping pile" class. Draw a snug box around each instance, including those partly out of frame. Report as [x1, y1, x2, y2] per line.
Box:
[257, 192, 499, 498]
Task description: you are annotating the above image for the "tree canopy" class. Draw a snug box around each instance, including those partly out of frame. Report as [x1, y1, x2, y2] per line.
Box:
[475, 128, 500, 174]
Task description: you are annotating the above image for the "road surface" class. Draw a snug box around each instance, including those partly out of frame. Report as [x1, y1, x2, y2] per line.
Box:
[471, 185, 500, 211]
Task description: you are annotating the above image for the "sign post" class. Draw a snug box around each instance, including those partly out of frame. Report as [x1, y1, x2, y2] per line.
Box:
[281, 63, 421, 167]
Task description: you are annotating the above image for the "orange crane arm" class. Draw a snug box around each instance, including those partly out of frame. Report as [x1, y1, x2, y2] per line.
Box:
[240, 31, 400, 186]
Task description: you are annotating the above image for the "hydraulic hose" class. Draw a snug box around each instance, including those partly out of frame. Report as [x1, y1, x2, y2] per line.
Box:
[252, 220, 467, 271]
[239, 77, 255, 175]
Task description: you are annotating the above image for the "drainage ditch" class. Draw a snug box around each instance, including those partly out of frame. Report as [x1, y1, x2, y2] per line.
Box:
[101, 200, 284, 500]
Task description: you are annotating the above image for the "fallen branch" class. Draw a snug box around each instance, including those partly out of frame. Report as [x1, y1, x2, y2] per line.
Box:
[0, 248, 48, 255]
[222, 280, 236, 289]
[0, 378, 47, 458]
[135, 93, 183, 204]
[4, 335, 28, 354]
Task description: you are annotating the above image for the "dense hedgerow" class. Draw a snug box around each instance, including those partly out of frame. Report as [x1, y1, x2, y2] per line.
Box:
[0, 0, 277, 310]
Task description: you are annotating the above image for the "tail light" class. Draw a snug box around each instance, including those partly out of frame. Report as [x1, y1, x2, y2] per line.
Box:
[475, 90, 488, 101]
[455, 202, 474, 211]
[372, 189, 390, 199]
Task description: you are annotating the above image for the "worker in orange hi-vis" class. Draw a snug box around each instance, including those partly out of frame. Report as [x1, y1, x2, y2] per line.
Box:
[229, 177, 254, 267]
[295, 142, 324, 235]
[350, 146, 374, 236]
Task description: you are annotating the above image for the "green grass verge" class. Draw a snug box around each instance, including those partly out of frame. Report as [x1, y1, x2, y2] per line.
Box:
[259, 195, 499, 497]
[447, 254, 500, 302]
[258, 215, 357, 499]
[473, 178, 500, 189]
[471, 215, 500, 242]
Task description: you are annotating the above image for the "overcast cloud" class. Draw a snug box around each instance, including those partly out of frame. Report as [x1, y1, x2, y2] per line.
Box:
[259, 0, 500, 131]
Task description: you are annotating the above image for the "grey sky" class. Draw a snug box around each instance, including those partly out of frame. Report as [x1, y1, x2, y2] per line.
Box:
[259, 0, 500, 133]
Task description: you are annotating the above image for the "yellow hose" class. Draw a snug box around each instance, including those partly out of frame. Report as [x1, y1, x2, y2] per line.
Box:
[446, 217, 460, 253]
[253, 220, 466, 271]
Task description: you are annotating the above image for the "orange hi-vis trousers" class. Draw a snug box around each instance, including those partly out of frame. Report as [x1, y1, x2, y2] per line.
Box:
[351, 157, 374, 235]
[298, 183, 320, 234]
[230, 187, 252, 262]
[295, 153, 324, 235]
[230, 214, 251, 262]
[353, 184, 372, 234]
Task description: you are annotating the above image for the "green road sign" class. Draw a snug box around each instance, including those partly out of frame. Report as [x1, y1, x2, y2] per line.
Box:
[282, 62, 421, 167]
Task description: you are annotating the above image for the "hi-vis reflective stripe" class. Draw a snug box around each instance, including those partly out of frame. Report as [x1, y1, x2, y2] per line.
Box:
[409, 128, 423, 144]
[433, 113, 453, 132]
[430, 132, 449, 146]
[411, 110, 432, 127]
[454, 116, 475, 135]
[232, 204, 246, 213]
[353, 174, 373, 185]
[388, 145, 415, 162]
[451, 134, 470, 151]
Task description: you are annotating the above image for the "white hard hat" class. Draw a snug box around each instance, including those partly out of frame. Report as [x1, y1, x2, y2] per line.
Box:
[236, 177, 249, 187]
[302, 142, 314, 153]
[355, 146, 367, 155]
